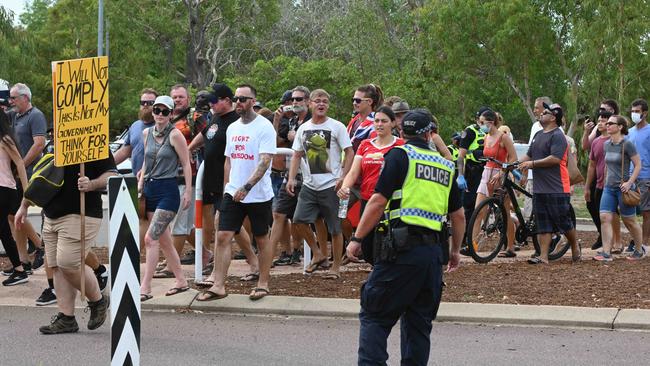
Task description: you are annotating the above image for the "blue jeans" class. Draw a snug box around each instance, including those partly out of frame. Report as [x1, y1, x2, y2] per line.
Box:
[600, 186, 637, 217]
[358, 244, 444, 365]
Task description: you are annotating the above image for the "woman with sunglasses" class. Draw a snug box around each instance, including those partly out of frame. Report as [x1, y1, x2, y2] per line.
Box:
[0, 109, 30, 286]
[470, 109, 518, 257]
[594, 115, 644, 262]
[338, 106, 404, 215]
[138, 95, 192, 300]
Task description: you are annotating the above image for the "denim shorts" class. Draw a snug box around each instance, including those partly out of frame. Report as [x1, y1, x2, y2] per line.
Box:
[599, 186, 637, 217]
[144, 178, 180, 213]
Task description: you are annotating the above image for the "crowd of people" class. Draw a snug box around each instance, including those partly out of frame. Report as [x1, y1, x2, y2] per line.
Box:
[0, 79, 648, 342]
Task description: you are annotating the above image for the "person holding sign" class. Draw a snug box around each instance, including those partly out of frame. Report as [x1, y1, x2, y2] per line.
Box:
[13, 152, 116, 334]
[139, 95, 192, 301]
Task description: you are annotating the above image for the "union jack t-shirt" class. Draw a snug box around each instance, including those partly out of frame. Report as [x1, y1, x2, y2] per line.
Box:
[347, 112, 377, 153]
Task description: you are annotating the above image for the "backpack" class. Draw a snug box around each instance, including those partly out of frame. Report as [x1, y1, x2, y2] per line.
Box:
[23, 153, 64, 207]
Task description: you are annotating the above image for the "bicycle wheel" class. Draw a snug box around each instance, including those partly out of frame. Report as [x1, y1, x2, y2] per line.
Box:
[467, 197, 507, 263]
[532, 204, 577, 260]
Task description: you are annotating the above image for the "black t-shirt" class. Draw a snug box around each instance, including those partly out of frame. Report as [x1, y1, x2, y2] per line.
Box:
[374, 138, 462, 232]
[277, 112, 312, 144]
[201, 110, 239, 194]
[44, 153, 117, 219]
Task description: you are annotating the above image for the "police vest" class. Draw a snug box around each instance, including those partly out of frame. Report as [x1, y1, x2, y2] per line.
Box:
[465, 125, 485, 163]
[385, 144, 455, 232]
[447, 144, 459, 162]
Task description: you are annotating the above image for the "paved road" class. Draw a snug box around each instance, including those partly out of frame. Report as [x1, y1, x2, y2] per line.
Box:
[1, 306, 648, 365]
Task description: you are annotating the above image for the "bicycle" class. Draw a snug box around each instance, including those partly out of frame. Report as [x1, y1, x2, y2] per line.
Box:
[466, 158, 575, 263]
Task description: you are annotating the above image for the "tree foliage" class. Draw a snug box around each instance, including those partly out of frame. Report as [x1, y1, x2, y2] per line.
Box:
[0, 0, 647, 143]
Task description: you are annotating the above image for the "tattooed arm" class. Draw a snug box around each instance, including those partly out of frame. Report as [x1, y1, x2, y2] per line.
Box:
[233, 153, 274, 202]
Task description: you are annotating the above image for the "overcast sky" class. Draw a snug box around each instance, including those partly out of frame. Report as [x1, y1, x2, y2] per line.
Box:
[3, 0, 32, 23]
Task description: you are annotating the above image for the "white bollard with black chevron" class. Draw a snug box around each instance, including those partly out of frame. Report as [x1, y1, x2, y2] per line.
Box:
[108, 176, 140, 366]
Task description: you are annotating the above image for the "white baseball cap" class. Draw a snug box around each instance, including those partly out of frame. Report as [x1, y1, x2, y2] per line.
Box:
[153, 95, 174, 110]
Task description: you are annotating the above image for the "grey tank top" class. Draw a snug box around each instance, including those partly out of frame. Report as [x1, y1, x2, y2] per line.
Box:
[143, 125, 178, 180]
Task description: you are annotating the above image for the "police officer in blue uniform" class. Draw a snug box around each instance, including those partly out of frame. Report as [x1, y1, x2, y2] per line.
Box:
[347, 109, 465, 366]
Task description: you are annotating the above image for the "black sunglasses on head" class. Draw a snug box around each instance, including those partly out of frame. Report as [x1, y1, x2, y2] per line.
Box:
[153, 107, 171, 116]
[232, 96, 253, 103]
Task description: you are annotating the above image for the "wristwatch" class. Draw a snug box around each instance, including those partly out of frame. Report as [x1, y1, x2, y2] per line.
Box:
[243, 183, 253, 192]
[350, 235, 363, 242]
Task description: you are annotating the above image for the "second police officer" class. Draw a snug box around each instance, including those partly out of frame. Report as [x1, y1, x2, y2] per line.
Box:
[346, 109, 465, 365]
[456, 107, 488, 253]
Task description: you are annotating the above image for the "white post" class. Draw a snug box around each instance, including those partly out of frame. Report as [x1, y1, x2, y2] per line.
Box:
[109, 176, 140, 366]
[194, 161, 204, 282]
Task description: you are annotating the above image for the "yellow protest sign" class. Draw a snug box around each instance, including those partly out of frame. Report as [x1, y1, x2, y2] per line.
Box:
[51, 56, 109, 166]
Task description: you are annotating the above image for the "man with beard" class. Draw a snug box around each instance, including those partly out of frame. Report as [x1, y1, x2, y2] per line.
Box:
[197, 84, 276, 301]
[188, 83, 258, 286]
[114, 88, 158, 261]
[114, 88, 158, 176]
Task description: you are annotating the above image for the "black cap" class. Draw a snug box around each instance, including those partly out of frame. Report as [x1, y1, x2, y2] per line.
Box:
[211, 83, 234, 100]
[451, 131, 461, 141]
[401, 110, 433, 135]
[476, 106, 492, 118]
[543, 102, 563, 123]
[280, 90, 293, 104]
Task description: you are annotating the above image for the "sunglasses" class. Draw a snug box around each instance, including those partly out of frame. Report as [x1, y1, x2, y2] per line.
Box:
[291, 97, 305, 102]
[153, 107, 171, 116]
[605, 122, 619, 126]
[140, 100, 155, 106]
[352, 98, 370, 104]
[232, 96, 253, 103]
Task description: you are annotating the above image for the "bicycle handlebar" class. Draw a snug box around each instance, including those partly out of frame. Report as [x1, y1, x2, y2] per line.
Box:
[486, 157, 519, 170]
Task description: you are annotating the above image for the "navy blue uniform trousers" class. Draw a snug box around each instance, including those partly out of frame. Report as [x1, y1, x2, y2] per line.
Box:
[358, 244, 444, 366]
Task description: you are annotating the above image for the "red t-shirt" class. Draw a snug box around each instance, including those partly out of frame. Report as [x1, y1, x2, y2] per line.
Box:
[357, 137, 404, 200]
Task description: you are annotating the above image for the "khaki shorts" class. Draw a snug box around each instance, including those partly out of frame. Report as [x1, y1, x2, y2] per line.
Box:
[171, 185, 196, 236]
[43, 214, 102, 270]
[638, 179, 650, 212]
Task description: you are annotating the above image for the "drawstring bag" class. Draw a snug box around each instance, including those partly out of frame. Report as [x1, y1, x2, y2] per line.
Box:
[24, 153, 64, 207]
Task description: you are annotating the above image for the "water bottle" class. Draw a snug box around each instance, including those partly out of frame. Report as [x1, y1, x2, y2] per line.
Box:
[338, 198, 349, 219]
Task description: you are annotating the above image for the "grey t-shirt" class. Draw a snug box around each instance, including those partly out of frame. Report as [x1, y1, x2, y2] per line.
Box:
[527, 127, 570, 194]
[11, 106, 48, 178]
[604, 138, 637, 187]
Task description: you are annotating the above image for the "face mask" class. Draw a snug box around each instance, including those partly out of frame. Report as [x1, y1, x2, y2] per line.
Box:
[631, 112, 643, 124]
[479, 124, 490, 133]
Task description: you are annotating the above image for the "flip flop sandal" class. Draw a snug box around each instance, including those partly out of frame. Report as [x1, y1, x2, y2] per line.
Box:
[140, 294, 153, 302]
[155, 261, 167, 271]
[321, 272, 341, 280]
[498, 251, 516, 258]
[527, 257, 548, 265]
[196, 290, 228, 302]
[305, 258, 327, 273]
[240, 272, 259, 281]
[165, 287, 190, 296]
[153, 270, 174, 278]
[249, 287, 269, 301]
[195, 279, 215, 288]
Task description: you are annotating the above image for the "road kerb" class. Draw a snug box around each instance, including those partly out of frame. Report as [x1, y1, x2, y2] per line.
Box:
[613, 309, 650, 330]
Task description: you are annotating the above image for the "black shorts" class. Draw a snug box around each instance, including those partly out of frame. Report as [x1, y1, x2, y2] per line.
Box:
[533, 193, 574, 234]
[273, 182, 300, 219]
[219, 194, 272, 236]
[202, 190, 221, 206]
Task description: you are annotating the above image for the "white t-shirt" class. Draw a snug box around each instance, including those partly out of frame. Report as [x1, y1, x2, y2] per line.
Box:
[224, 114, 277, 203]
[292, 117, 352, 190]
